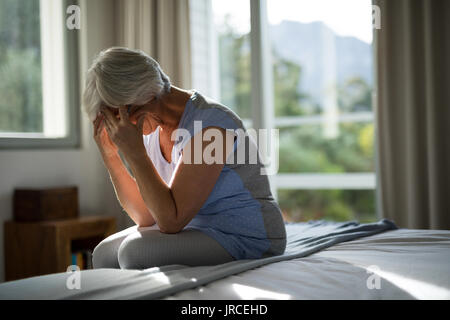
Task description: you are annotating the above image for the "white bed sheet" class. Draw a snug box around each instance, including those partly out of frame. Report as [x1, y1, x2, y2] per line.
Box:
[163, 229, 450, 300]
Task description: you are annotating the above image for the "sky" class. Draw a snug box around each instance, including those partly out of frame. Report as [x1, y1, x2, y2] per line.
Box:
[212, 0, 373, 43]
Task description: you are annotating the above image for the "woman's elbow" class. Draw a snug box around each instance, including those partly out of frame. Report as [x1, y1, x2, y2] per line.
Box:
[136, 221, 155, 228]
[159, 224, 182, 234]
[134, 213, 156, 228]
[159, 217, 185, 234]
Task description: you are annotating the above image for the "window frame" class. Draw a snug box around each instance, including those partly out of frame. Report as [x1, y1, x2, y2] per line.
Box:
[0, 0, 80, 149]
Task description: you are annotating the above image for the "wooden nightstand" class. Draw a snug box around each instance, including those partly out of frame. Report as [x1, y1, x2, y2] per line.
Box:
[4, 216, 116, 281]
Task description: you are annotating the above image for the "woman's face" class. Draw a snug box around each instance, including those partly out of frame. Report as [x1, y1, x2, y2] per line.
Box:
[127, 98, 160, 135]
[101, 98, 159, 136]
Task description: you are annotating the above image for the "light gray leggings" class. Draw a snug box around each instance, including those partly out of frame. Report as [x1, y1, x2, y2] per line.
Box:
[92, 224, 234, 269]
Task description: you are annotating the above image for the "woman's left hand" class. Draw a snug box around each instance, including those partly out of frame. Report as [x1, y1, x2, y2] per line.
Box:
[101, 105, 146, 159]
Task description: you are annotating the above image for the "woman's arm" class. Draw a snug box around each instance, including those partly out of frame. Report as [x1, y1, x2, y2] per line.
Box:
[101, 106, 235, 233]
[92, 113, 155, 227]
[123, 127, 234, 233]
[101, 153, 156, 227]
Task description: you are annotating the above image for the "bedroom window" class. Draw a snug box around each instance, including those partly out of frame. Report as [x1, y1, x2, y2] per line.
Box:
[190, 0, 376, 222]
[268, 0, 376, 222]
[0, 0, 80, 148]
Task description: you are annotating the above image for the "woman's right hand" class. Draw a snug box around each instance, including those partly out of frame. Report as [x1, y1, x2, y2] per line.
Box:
[93, 113, 118, 158]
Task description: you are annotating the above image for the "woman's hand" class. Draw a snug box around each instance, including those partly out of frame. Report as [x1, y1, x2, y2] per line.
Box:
[93, 113, 118, 158]
[101, 106, 147, 160]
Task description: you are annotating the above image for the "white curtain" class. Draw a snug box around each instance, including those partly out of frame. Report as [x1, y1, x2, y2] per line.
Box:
[115, 0, 192, 88]
[374, 0, 450, 229]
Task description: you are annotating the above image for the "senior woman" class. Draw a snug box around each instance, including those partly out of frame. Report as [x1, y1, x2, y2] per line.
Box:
[83, 47, 286, 270]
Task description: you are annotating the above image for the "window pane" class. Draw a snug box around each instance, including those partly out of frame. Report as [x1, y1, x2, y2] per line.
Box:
[267, 0, 374, 160]
[213, 0, 251, 118]
[278, 189, 376, 223]
[268, 0, 376, 222]
[0, 0, 43, 133]
[268, 0, 373, 118]
[279, 122, 375, 173]
[190, 0, 252, 119]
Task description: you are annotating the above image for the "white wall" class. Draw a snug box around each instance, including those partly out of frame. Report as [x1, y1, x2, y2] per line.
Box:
[0, 0, 132, 283]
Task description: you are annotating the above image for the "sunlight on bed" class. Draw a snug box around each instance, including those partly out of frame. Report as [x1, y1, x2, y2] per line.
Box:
[369, 267, 450, 300]
[140, 269, 172, 286]
[231, 283, 292, 299]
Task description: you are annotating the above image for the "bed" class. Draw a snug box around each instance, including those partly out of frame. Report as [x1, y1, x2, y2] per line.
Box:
[0, 219, 449, 300]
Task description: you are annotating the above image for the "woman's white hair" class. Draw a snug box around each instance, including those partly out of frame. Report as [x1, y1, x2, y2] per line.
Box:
[82, 47, 171, 121]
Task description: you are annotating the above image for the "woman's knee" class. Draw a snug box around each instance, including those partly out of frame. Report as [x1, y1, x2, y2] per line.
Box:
[92, 226, 138, 269]
[118, 230, 169, 269]
[92, 240, 117, 269]
[117, 234, 151, 269]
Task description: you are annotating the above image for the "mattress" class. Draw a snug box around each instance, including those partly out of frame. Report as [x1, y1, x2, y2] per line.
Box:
[164, 229, 450, 300]
[0, 221, 448, 300]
